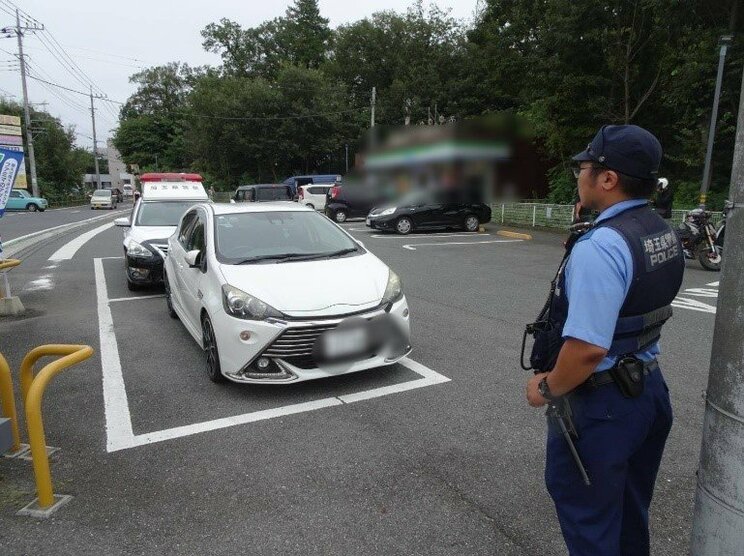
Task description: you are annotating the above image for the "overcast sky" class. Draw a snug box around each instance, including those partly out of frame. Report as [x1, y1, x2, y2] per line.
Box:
[0, 0, 479, 150]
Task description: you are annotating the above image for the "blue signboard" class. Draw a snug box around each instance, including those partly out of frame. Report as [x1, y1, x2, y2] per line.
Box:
[0, 147, 24, 218]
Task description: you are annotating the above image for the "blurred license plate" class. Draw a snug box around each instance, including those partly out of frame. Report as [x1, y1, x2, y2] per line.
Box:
[323, 327, 368, 359]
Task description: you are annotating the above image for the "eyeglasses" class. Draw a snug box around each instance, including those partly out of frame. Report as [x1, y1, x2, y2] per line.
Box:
[571, 165, 605, 179]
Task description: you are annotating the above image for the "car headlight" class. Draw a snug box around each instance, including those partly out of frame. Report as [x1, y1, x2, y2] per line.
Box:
[381, 270, 403, 305]
[380, 207, 396, 216]
[127, 239, 153, 257]
[222, 284, 284, 320]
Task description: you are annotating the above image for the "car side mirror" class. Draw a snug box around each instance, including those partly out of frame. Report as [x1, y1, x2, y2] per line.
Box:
[184, 250, 202, 268]
[114, 217, 130, 227]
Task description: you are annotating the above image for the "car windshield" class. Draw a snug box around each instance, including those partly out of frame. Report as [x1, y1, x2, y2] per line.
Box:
[215, 211, 360, 264]
[136, 201, 197, 226]
[256, 187, 291, 201]
[92, 190, 111, 198]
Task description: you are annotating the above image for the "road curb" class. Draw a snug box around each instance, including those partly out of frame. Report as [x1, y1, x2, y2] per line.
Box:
[497, 230, 532, 240]
[1, 210, 127, 259]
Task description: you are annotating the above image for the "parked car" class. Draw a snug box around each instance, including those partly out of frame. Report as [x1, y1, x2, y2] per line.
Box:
[297, 184, 333, 210]
[233, 184, 293, 203]
[122, 185, 134, 199]
[282, 174, 340, 197]
[90, 189, 117, 210]
[366, 190, 492, 234]
[163, 202, 411, 384]
[115, 173, 209, 291]
[324, 184, 384, 223]
[5, 189, 47, 212]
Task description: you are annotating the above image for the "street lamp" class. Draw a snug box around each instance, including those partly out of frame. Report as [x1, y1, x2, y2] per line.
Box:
[700, 34, 734, 209]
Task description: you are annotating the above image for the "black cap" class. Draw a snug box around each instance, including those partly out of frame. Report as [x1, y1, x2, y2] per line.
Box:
[572, 125, 662, 180]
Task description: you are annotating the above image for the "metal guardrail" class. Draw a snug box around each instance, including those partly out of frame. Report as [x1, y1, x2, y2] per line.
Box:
[493, 202, 724, 229]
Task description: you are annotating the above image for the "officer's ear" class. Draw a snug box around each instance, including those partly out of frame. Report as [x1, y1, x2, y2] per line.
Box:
[600, 169, 621, 193]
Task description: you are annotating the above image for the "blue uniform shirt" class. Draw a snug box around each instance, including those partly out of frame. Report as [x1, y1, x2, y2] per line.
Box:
[562, 199, 659, 372]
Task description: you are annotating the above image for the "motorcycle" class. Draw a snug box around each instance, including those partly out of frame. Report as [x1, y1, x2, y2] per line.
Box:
[675, 205, 727, 271]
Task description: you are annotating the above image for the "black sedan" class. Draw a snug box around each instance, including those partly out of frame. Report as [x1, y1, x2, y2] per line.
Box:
[366, 190, 492, 235]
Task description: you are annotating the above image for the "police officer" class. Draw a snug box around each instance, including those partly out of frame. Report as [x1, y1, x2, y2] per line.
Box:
[525, 125, 684, 555]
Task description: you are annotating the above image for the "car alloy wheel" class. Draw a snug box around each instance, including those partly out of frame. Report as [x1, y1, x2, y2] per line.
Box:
[202, 315, 225, 383]
[334, 210, 348, 223]
[464, 215, 479, 232]
[396, 217, 413, 235]
[306, 203, 315, 210]
[27, 203, 38, 212]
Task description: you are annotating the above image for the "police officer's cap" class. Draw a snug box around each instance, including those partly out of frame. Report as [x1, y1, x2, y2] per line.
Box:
[572, 125, 662, 180]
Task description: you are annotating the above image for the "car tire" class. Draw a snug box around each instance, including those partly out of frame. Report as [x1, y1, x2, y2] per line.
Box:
[26, 203, 38, 212]
[464, 214, 480, 232]
[163, 272, 179, 319]
[202, 314, 225, 383]
[126, 279, 139, 292]
[334, 209, 348, 223]
[38, 208, 45, 212]
[395, 217, 413, 235]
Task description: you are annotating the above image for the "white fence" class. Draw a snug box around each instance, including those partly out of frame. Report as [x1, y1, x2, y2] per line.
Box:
[493, 202, 723, 229]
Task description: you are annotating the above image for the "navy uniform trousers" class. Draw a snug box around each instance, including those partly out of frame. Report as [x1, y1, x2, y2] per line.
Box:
[545, 368, 673, 556]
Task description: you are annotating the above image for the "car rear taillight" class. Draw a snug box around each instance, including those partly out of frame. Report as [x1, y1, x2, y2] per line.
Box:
[330, 186, 341, 199]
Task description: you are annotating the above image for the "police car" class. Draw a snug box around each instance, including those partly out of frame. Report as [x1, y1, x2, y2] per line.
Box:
[114, 173, 209, 291]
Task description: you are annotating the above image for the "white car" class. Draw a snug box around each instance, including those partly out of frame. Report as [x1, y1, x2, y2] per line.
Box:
[297, 184, 333, 210]
[163, 202, 411, 384]
[90, 189, 117, 210]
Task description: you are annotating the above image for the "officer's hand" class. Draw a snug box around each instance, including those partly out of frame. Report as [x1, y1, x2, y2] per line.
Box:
[526, 373, 549, 408]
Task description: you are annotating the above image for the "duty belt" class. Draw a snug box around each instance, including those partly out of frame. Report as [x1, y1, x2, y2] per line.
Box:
[576, 359, 659, 394]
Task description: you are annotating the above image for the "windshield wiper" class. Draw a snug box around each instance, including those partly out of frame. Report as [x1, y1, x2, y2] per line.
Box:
[324, 247, 359, 258]
[235, 253, 307, 264]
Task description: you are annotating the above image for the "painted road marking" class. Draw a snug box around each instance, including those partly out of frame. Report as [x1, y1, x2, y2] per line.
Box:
[108, 294, 165, 303]
[2, 209, 125, 247]
[94, 258, 136, 452]
[673, 283, 719, 314]
[402, 239, 523, 251]
[94, 258, 450, 452]
[49, 222, 114, 261]
[371, 233, 488, 239]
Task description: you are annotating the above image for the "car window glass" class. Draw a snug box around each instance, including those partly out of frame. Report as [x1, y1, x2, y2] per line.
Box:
[296, 178, 313, 187]
[187, 217, 205, 252]
[10, 191, 20, 198]
[215, 211, 358, 263]
[137, 201, 199, 227]
[178, 211, 198, 246]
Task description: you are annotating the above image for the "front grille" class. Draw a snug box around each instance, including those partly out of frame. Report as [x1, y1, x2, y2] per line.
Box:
[150, 243, 169, 258]
[262, 324, 338, 358]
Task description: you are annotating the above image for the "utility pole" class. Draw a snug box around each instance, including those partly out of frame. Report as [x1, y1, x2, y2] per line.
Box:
[13, 9, 43, 197]
[89, 86, 101, 190]
[345, 144, 349, 173]
[700, 35, 734, 209]
[370, 86, 376, 128]
[690, 56, 744, 553]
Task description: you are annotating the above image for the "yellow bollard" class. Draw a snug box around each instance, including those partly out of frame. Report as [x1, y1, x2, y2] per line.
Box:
[19, 344, 93, 512]
[0, 352, 21, 453]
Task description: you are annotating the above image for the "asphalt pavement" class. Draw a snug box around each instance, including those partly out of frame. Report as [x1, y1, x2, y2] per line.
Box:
[0, 214, 718, 555]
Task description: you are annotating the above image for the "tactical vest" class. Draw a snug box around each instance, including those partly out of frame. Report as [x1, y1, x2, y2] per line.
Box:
[523, 204, 684, 373]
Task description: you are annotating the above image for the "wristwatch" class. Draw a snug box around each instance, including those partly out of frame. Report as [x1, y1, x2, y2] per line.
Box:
[538, 376, 556, 401]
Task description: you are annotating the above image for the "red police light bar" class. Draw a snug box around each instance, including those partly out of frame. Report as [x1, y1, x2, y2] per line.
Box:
[140, 173, 203, 182]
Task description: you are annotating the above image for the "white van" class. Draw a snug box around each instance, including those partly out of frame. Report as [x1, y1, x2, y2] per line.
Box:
[114, 173, 209, 290]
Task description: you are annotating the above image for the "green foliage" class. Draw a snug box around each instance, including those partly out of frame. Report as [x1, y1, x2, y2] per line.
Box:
[112, 0, 743, 200]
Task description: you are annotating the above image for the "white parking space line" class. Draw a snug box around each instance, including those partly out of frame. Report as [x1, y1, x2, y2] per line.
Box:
[371, 233, 488, 239]
[402, 239, 523, 251]
[94, 258, 136, 452]
[94, 258, 451, 452]
[49, 221, 114, 261]
[108, 294, 165, 303]
[707, 281, 719, 287]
